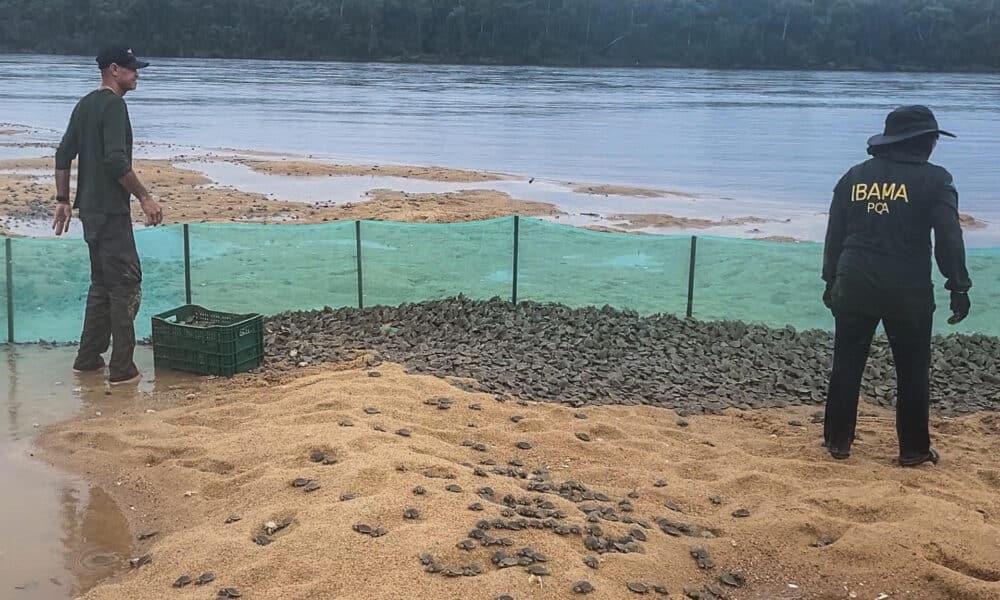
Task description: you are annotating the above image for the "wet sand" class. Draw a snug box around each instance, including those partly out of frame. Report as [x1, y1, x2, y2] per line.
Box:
[38, 360, 1000, 600]
[606, 214, 773, 231]
[234, 158, 516, 183]
[0, 158, 559, 230]
[0, 346, 200, 599]
[571, 184, 696, 199]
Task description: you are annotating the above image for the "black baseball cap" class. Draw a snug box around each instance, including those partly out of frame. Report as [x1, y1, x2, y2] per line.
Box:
[96, 46, 150, 70]
[867, 105, 955, 147]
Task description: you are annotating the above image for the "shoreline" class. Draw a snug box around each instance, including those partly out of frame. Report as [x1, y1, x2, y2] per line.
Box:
[0, 144, 995, 245]
[3, 51, 998, 75]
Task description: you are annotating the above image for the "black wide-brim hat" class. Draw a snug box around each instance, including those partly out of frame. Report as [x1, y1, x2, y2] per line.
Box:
[867, 105, 955, 146]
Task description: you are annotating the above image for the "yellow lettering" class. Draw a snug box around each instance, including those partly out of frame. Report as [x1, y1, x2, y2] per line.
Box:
[894, 184, 908, 203]
[881, 183, 896, 200]
[854, 184, 868, 201]
[867, 202, 890, 215]
[866, 184, 882, 201]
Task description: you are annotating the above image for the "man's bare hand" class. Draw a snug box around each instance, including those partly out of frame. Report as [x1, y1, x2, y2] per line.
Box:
[139, 194, 163, 226]
[52, 202, 72, 236]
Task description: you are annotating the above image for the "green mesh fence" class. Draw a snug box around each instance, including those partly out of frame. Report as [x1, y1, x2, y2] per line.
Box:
[2, 239, 10, 343]
[361, 218, 514, 306]
[8, 226, 186, 343]
[188, 221, 358, 315]
[693, 236, 833, 331]
[2, 217, 999, 343]
[518, 218, 691, 314]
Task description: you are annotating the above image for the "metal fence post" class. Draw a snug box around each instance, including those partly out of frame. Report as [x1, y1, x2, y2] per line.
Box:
[355, 220, 364, 309]
[5, 237, 12, 343]
[183, 224, 192, 305]
[686, 236, 698, 318]
[512, 216, 520, 304]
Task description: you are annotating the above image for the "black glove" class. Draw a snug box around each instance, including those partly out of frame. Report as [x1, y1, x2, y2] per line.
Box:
[822, 283, 834, 310]
[948, 291, 970, 324]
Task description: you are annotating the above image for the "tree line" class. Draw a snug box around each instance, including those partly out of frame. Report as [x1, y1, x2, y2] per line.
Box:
[1, 0, 997, 71]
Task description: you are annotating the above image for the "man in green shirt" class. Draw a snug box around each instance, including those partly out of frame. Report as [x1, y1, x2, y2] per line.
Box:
[53, 47, 163, 385]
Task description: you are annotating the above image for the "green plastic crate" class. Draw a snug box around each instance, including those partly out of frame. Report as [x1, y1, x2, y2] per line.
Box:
[151, 305, 264, 376]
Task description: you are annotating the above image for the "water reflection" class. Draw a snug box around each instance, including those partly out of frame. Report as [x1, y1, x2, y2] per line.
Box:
[0, 345, 200, 598]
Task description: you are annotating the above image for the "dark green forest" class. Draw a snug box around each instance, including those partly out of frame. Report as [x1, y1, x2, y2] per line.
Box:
[1, 0, 997, 71]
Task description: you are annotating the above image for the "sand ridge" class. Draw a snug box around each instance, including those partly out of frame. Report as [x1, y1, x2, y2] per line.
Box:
[39, 362, 1000, 600]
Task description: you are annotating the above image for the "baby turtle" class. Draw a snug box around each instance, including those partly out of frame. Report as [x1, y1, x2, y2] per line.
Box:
[353, 523, 387, 538]
[732, 508, 751, 518]
[472, 442, 488, 452]
[527, 565, 550, 576]
[128, 553, 151, 568]
[172, 575, 192, 588]
[515, 441, 533, 450]
[691, 546, 715, 569]
[373, 424, 387, 432]
[474, 467, 488, 477]
[136, 530, 159, 541]
[666, 500, 684, 513]
[573, 581, 595, 594]
[396, 428, 412, 437]
[709, 495, 724, 505]
[364, 406, 381, 415]
[456, 539, 476, 551]
[303, 481, 321, 493]
[626, 581, 650, 594]
[291, 478, 311, 488]
[510, 415, 525, 423]
[264, 518, 292, 535]
[468, 502, 484, 511]
[224, 515, 241, 524]
[413, 486, 427, 495]
[340, 491, 358, 501]
[309, 449, 326, 463]
[418, 552, 435, 566]
[468, 403, 483, 411]
[583, 555, 599, 569]
[718, 571, 745, 587]
[253, 534, 273, 546]
[217, 588, 242, 598]
[653, 478, 668, 488]
[574, 412, 588, 419]
[338, 419, 354, 427]
[445, 484, 463, 493]
[195, 572, 216, 586]
[403, 508, 420, 520]
[495, 596, 514, 600]
[367, 370, 381, 378]
[575, 432, 592, 442]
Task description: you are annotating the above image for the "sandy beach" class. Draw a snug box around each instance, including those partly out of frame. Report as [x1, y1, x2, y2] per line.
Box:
[37, 359, 1000, 600]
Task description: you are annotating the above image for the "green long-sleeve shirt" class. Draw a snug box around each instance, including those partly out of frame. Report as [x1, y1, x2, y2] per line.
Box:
[55, 89, 134, 215]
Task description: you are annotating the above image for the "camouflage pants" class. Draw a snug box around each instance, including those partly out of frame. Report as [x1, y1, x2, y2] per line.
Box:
[75, 213, 142, 382]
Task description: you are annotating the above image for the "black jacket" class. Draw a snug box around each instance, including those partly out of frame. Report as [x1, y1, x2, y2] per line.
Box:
[822, 146, 972, 318]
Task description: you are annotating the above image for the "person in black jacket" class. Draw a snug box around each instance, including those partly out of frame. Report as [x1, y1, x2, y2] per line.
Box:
[821, 105, 971, 466]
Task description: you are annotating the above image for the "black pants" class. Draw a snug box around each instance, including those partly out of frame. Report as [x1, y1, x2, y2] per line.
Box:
[74, 213, 142, 381]
[824, 310, 932, 462]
